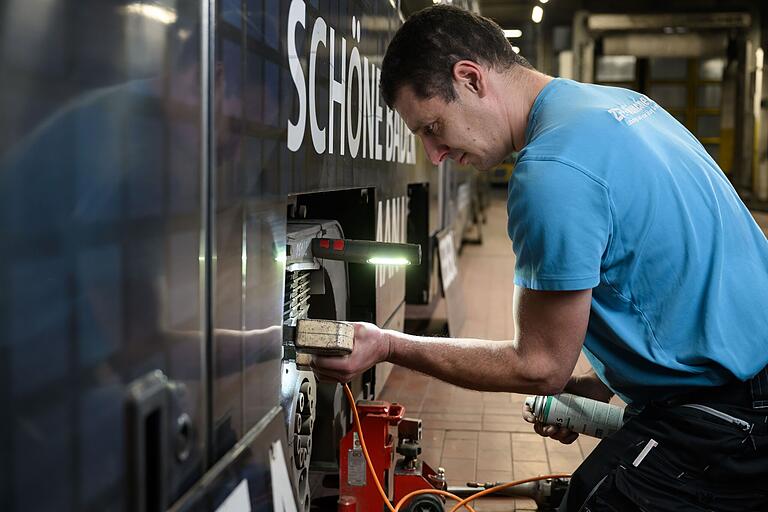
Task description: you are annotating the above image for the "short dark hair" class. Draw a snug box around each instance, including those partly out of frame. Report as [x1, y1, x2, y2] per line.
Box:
[380, 5, 531, 107]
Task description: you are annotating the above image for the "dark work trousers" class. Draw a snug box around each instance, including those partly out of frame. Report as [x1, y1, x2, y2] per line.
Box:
[558, 367, 768, 512]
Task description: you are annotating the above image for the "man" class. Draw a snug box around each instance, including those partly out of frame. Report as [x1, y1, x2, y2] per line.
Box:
[312, 5, 768, 510]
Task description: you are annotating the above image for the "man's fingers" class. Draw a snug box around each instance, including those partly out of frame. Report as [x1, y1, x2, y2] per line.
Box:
[309, 359, 350, 383]
[543, 425, 559, 436]
[308, 364, 338, 380]
[311, 369, 348, 383]
[314, 373, 340, 383]
[550, 427, 577, 441]
[311, 354, 351, 372]
[522, 404, 536, 424]
[532, 421, 578, 443]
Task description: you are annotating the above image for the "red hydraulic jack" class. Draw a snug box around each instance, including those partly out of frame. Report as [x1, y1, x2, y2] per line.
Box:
[337, 400, 447, 512]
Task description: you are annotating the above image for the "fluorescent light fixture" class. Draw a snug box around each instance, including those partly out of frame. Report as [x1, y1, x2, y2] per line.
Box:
[122, 3, 177, 25]
[512, 46, 520, 54]
[503, 29, 522, 38]
[532, 5, 543, 23]
[367, 257, 411, 266]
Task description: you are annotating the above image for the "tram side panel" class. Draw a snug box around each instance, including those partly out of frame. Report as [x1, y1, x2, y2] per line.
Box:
[0, 2, 209, 510]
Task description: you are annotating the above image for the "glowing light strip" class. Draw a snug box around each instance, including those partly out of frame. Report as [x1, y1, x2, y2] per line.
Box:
[367, 257, 411, 266]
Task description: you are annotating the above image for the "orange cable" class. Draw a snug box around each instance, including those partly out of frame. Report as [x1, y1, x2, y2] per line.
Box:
[342, 383, 572, 511]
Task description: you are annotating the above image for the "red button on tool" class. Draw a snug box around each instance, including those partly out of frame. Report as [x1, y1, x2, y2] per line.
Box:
[333, 240, 345, 251]
[319, 239, 330, 249]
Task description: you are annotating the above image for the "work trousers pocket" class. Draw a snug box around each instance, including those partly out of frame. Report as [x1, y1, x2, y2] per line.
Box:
[562, 402, 768, 512]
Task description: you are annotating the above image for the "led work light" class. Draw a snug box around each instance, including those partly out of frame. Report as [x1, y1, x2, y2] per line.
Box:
[311, 238, 422, 266]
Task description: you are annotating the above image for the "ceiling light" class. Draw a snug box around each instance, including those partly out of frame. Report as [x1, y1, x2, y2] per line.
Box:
[539, 0, 549, 3]
[532, 5, 543, 23]
[503, 29, 523, 38]
[511, 46, 520, 54]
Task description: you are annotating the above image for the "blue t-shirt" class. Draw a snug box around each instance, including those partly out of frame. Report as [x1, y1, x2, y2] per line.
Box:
[508, 78, 768, 404]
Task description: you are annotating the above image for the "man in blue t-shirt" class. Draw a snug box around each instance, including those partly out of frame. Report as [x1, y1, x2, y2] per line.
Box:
[312, 5, 768, 510]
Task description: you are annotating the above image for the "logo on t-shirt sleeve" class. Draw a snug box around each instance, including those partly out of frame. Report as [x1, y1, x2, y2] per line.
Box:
[608, 95, 660, 126]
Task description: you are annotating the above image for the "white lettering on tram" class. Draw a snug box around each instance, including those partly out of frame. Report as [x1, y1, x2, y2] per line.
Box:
[287, 0, 416, 164]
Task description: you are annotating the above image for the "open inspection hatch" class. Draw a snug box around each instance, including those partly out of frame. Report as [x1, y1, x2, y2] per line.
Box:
[280, 220, 423, 510]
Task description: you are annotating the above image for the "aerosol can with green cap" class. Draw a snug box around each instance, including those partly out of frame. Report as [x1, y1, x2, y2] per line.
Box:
[524, 393, 627, 439]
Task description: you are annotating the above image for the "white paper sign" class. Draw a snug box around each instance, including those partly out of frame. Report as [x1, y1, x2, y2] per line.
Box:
[269, 440, 299, 512]
[436, 229, 466, 337]
[438, 232, 458, 290]
[215, 479, 251, 512]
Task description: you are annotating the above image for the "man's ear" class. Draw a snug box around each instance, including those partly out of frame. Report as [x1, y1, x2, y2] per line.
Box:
[452, 60, 486, 97]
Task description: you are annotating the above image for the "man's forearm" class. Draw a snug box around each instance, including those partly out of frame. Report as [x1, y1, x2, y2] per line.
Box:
[311, 289, 590, 391]
[384, 329, 571, 395]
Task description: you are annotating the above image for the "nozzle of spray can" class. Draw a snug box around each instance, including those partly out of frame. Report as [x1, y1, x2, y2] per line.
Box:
[524, 393, 626, 439]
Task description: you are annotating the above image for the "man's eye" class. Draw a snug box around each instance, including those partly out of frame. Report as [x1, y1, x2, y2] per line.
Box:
[424, 124, 436, 136]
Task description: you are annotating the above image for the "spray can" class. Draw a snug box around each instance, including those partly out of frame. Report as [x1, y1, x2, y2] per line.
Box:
[524, 393, 626, 439]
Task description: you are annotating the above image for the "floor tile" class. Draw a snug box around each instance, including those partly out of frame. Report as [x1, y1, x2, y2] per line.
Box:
[547, 451, 582, 474]
[443, 438, 478, 459]
[442, 457, 476, 485]
[512, 460, 551, 480]
[477, 449, 513, 472]
[445, 430, 480, 440]
[421, 429, 445, 448]
[511, 434, 547, 463]
[478, 432, 511, 451]
[421, 447, 442, 467]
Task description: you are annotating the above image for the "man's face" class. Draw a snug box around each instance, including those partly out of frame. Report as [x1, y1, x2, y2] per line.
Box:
[394, 83, 507, 171]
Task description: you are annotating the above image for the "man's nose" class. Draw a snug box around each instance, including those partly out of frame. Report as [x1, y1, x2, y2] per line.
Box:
[422, 137, 450, 165]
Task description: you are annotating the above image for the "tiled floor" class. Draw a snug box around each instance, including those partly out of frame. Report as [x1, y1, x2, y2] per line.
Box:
[379, 191, 768, 510]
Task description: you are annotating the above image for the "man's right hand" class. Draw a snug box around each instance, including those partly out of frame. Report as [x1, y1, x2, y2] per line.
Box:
[310, 322, 391, 383]
[522, 368, 614, 445]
